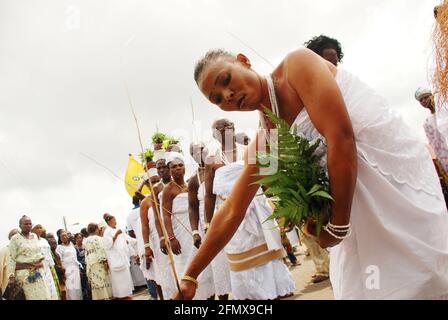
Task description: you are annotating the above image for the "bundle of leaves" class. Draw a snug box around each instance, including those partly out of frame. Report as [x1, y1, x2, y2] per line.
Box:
[162, 136, 181, 152]
[256, 108, 333, 235]
[152, 132, 168, 144]
[139, 148, 154, 163]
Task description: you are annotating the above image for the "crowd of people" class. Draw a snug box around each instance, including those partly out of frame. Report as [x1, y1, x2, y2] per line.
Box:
[2, 24, 448, 301]
[0, 116, 309, 300]
[0, 213, 153, 300]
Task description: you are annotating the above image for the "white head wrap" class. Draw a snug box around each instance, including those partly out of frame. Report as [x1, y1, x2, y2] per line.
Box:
[415, 87, 432, 100]
[165, 151, 185, 165]
[153, 150, 166, 162]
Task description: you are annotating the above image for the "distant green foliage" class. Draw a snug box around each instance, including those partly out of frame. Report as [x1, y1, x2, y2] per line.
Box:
[256, 108, 332, 235]
[162, 136, 181, 151]
[139, 148, 154, 163]
[152, 132, 168, 144]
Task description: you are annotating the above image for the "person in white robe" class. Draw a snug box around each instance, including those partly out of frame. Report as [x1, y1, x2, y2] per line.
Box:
[126, 235, 147, 288]
[33, 225, 59, 300]
[103, 213, 134, 299]
[126, 199, 148, 289]
[161, 152, 216, 300]
[56, 230, 82, 300]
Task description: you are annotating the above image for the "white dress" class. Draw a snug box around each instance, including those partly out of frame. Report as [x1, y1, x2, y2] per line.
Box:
[56, 244, 82, 300]
[157, 192, 179, 299]
[103, 227, 134, 298]
[127, 235, 147, 287]
[214, 162, 296, 300]
[268, 68, 448, 299]
[148, 206, 169, 288]
[127, 207, 157, 282]
[38, 238, 59, 300]
[126, 208, 148, 286]
[161, 192, 215, 300]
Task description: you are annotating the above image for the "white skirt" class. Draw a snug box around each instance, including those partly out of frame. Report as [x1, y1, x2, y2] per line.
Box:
[109, 267, 134, 298]
[330, 156, 448, 299]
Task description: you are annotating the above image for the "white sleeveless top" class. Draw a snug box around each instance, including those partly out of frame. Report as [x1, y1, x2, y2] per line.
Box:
[265, 68, 441, 199]
[265, 68, 448, 299]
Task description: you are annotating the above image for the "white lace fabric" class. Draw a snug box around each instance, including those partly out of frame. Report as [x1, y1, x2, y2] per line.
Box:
[274, 69, 442, 199]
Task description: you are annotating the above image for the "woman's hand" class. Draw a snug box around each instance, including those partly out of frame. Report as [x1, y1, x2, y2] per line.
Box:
[303, 219, 318, 238]
[193, 234, 202, 249]
[303, 218, 342, 248]
[170, 238, 182, 255]
[113, 229, 123, 242]
[160, 239, 168, 255]
[144, 247, 153, 269]
[173, 280, 196, 300]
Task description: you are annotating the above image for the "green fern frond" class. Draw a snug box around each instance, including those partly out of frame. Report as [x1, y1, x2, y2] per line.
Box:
[257, 107, 332, 235]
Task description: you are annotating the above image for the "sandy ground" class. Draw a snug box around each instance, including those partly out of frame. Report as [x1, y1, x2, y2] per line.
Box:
[285, 247, 334, 300]
[132, 245, 334, 300]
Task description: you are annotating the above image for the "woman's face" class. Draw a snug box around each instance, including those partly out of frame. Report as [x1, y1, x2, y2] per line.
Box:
[32, 224, 43, 237]
[156, 160, 170, 180]
[108, 217, 117, 228]
[169, 160, 185, 180]
[48, 237, 57, 250]
[198, 55, 262, 112]
[75, 234, 83, 246]
[60, 231, 69, 244]
[20, 218, 33, 234]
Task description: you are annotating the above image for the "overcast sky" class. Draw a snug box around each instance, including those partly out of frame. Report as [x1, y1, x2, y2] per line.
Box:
[0, 0, 441, 247]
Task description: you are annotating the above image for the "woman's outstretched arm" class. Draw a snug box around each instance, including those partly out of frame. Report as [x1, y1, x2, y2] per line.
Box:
[174, 134, 265, 299]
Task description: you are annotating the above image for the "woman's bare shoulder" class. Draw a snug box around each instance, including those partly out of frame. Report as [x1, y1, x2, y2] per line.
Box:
[284, 48, 336, 77]
[283, 48, 316, 67]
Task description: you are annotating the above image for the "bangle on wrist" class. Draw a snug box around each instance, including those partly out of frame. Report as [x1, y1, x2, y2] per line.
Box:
[169, 235, 176, 241]
[181, 275, 198, 287]
[159, 236, 165, 242]
[144, 243, 151, 249]
[192, 230, 200, 237]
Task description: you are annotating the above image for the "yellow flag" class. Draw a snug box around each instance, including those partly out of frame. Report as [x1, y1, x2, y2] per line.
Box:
[124, 155, 150, 197]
